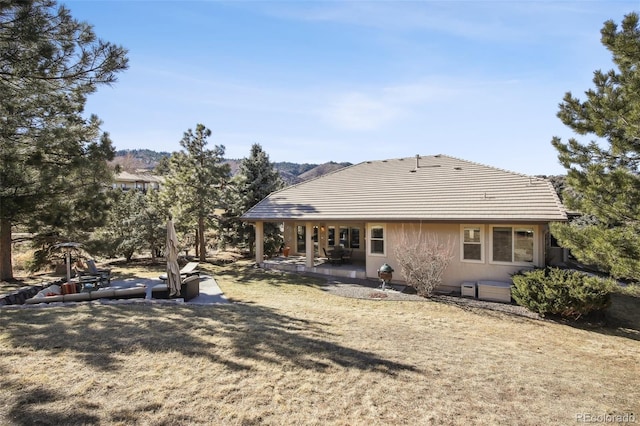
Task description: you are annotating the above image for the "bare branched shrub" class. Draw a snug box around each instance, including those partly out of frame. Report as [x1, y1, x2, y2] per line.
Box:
[393, 230, 455, 297]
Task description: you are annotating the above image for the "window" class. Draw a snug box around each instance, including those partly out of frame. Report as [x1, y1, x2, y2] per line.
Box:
[514, 228, 534, 262]
[323, 224, 362, 251]
[350, 228, 360, 249]
[328, 226, 336, 248]
[492, 227, 512, 262]
[296, 225, 306, 252]
[491, 226, 535, 264]
[339, 226, 349, 247]
[336, 226, 361, 249]
[369, 225, 385, 255]
[461, 225, 484, 262]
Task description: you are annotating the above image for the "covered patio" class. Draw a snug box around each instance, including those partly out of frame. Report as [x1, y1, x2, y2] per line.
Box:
[263, 255, 367, 280]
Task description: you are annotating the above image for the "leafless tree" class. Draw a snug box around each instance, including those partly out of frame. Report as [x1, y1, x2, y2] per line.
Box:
[109, 153, 147, 173]
[393, 229, 455, 297]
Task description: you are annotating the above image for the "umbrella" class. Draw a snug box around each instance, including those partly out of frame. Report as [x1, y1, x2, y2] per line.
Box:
[54, 242, 82, 283]
[166, 219, 182, 297]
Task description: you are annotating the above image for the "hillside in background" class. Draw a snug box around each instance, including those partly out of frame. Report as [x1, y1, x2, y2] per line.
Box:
[113, 149, 352, 184]
[297, 162, 352, 181]
[113, 149, 171, 169]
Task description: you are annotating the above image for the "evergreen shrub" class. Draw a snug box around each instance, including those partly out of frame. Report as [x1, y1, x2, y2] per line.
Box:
[511, 267, 615, 319]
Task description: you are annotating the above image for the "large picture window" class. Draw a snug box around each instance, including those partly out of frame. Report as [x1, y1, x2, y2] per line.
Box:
[491, 226, 535, 264]
[369, 225, 385, 255]
[461, 225, 484, 262]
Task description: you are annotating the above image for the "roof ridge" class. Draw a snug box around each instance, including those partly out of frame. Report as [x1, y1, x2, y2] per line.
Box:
[363, 154, 548, 181]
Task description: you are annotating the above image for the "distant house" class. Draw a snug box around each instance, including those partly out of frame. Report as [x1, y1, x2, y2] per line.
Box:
[241, 154, 567, 293]
[113, 171, 163, 192]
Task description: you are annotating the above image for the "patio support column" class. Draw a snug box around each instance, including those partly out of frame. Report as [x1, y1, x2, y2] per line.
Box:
[255, 221, 264, 265]
[305, 221, 314, 268]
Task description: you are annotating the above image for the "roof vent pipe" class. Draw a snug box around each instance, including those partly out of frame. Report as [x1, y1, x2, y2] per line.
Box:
[415, 154, 420, 169]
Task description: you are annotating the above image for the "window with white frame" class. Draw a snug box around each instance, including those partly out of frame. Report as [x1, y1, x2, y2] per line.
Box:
[369, 225, 385, 255]
[461, 225, 484, 262]
[491, 226, 535, 264]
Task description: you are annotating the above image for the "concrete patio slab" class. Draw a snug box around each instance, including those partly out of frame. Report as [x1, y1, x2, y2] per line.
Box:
[108, 275, 228, 305]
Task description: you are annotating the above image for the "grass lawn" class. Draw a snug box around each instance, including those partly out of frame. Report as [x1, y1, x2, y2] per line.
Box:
[1, 260, 638, 425]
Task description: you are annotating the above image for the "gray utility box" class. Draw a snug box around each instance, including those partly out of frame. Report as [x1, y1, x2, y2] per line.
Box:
[461, 282, 477, 298]
[477, 281, 512, 303]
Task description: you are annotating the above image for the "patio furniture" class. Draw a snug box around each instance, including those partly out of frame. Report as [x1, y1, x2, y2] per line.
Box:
[341, 249, 353, 264]
[24, 284, 132, 304]
[159, 262, 200, 281]
[76, 259, 111, 286]
[72, 275, 102, 292]
[322, 248, 343, 265]
[151, 275, 201, 301]
[24, 277, 201, 304]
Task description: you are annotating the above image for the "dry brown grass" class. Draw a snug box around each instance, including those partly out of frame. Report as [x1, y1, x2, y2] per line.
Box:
[1, 260, 638, 425]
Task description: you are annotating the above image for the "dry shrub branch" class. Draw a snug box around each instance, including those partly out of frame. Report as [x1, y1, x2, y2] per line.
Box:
[394, 229, 454, 297]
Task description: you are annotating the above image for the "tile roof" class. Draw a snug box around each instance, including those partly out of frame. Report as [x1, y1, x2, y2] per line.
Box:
[242, 154, 567, 222]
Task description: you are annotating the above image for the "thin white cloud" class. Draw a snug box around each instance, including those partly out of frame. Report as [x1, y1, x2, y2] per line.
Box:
[320, 79, 467, 131]
[242, 1, 637, 42]
[256, 1, 516, 40]
[382, 82, 462, 104]
[323, 92, 399, 131]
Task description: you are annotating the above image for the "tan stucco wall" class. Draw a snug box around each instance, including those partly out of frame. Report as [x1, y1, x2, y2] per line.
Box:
[365, 222, 545, 292]
[282, 220, 547, 292]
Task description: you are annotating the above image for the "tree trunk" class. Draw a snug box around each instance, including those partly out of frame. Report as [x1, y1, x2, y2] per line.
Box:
[198, 215, 206, 262]
[0, 218, 13, 281]
[195, 229, 199, 258]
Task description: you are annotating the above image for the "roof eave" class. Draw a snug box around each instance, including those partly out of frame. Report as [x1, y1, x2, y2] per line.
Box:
[240, 215, 568, 223]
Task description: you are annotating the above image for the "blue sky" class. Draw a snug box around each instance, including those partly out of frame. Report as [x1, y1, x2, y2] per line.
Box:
[64, 0, 638, 175]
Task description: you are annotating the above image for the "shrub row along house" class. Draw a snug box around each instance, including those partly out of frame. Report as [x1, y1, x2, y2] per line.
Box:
[242, 154, 567, 294]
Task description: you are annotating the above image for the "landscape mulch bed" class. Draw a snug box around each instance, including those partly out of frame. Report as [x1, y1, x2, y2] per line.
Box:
[317, 278, 542, 319]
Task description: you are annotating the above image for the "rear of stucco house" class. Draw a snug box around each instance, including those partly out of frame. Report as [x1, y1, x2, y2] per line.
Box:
[242, 154, 567, 294]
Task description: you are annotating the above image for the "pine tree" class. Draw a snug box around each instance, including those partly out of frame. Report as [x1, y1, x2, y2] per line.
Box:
[161, 124, 230, 262]
[0, 0, 128, 280]
[91, 189, 165, 262]
[92, 190, 146, 261]
[230, 143, 284, 256]
[551, 11, 640, 281]
[140, 189, 167, 262]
